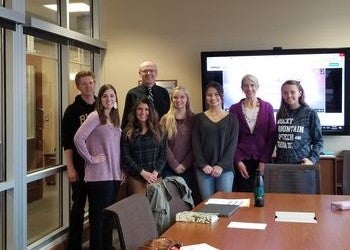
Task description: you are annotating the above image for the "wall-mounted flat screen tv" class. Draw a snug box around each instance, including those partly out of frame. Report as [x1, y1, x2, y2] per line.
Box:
[201, 48, 350, 135]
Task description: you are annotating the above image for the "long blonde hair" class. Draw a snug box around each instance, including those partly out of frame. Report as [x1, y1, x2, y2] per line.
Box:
[160, 86, 193, 139]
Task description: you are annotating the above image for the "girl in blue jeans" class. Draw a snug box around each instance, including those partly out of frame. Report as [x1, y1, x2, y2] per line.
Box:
[192, 82, 239, 200]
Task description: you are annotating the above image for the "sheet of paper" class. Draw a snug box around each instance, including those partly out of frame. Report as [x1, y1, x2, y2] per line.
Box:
[205, 198, 250, 207]
[228, 221, 267, 230]
[275, 211, 317, 223]
[180, 243, 219, 250]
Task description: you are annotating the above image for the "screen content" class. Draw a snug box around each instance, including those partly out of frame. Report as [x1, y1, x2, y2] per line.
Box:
[204, 52, 345, 132]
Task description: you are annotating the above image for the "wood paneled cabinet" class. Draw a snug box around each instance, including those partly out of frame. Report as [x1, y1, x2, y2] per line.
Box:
[335, 156, 343, 195]
[319, 156, 336, 194]
[319, 155, 345, 195]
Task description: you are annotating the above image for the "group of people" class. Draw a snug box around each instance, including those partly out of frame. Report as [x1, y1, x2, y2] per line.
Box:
[62, 60, 324, 249]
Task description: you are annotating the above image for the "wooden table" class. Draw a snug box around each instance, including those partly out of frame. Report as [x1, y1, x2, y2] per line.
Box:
[162, 192, 350, 250]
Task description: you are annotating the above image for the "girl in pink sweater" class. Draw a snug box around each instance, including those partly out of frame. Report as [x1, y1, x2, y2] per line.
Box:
[74, 84, 123, 250]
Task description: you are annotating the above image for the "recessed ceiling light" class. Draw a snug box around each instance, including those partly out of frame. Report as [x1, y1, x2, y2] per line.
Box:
[44, 3, 90, 13]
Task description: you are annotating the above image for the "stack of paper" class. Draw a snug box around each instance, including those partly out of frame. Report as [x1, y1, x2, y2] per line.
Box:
[228, 221, 267, 230]
[205, 198, 250, 207]
[275, 211, 317, 223]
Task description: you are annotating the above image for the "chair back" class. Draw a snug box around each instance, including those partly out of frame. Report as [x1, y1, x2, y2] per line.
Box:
[166, 180, 192, 223]
[105, 194, 158, 250]
[264, 164, 321, 194]
[343, 150, 350, 194]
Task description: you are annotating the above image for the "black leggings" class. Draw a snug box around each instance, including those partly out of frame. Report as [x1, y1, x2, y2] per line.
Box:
[233, 159, 259, 192]
[87, 180, 120, 250]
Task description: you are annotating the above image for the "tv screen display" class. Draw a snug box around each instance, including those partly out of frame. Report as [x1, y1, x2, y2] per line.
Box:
[201, 48, 350, 135]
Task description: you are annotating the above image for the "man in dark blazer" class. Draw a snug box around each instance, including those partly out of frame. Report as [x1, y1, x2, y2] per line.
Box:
[121, 60, 170, 128]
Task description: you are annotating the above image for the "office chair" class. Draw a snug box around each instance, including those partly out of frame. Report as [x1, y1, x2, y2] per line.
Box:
[342, 150, 350, 194]
[146, 176, 194, 234]
[165, 180, 192, 223]
[264, 164, 321, 194]
[105, 194, 158, 250]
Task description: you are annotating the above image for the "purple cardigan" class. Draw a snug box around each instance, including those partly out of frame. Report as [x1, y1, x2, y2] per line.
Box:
[229, 98, 276, 165]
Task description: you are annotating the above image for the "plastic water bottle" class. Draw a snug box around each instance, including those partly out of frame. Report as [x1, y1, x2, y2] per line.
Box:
[254, 169, 264, 207]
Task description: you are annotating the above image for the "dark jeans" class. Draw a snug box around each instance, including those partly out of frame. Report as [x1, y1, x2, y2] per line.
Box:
[233, 159, 259, 192]
[87, 181, 120, 250]
[68, 180, 88, 250]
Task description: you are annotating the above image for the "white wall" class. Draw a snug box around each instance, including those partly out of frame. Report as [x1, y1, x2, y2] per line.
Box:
[100, 0, 350, 155]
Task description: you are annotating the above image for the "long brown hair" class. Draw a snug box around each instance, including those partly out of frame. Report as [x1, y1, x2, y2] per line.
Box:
[277, 80, 309, 119]
[203, 81, 224, 110]
[125, 97, 163, 142]
[95, 84, 120, 127]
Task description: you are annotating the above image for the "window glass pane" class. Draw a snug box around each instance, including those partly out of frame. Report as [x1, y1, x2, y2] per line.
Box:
[25, 36, 60, 244]
[27, 176, 61, 244]
[26, 35, 58, 174]
[69, 0, 92, 36]
[69, 45, 92, 103]
[25, 0, 59, 24]
[0, 29, 4, 183]
[0, 191, 5, 250]
[0, 29, 4, 249]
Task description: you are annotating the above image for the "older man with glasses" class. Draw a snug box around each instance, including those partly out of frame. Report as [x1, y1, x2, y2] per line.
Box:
[121, 60, 170, 128]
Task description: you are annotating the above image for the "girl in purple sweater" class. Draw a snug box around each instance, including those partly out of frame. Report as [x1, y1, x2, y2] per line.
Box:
[74, 84, 123, 250]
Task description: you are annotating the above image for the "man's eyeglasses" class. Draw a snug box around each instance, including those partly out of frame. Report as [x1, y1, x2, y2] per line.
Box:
[140, 69, 157, 74]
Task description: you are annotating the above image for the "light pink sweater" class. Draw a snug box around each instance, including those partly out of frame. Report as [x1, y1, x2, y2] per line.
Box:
[74, 111, 122, 182]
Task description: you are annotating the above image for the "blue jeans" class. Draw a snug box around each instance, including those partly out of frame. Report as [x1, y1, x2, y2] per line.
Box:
[196, 168, 234, 200]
